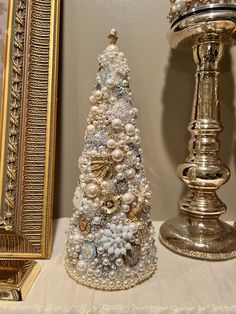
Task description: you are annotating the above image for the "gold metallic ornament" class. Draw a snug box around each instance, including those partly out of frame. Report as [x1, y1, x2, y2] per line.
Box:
[108, 28, 118, 45]
[127, 204, 143, 221]
[135, 225, 150, 246]
[90, 157, 115, 180]
[102, 195, 121, 215]
[123, 245, 140, 267]
[78, 214, 91, 236]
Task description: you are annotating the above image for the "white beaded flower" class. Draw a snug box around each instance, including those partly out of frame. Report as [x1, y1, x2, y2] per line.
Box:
[73, 186, 83, 210]
[100, 223, 138, 256]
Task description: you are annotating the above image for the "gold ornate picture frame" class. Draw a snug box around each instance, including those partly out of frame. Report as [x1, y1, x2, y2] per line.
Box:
[0, 0, 60, 259]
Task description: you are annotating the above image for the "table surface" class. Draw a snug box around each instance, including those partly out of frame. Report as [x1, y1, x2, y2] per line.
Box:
[1, 218, 236, 314]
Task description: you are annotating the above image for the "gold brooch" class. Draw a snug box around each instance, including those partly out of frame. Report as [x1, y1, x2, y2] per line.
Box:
[123, 244, 140, 267]
[135, 225, 150, 245]
[127, 205, 143, 221]
[102, 195, 121, 215]
[78, 214, 91, 236]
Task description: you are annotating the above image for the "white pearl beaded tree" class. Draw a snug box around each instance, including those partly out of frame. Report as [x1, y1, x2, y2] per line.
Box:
[65, 30, 157, 290]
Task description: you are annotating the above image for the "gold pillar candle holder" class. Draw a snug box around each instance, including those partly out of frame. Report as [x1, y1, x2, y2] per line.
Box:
[160, 4, 236, 260]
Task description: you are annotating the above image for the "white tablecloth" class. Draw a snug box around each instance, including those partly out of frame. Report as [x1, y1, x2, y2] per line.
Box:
[1, 218, 236, 314]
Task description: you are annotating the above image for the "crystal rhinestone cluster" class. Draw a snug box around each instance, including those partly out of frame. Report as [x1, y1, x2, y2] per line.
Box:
[65, 30, 157, 290]
[169, 0, 235, 22]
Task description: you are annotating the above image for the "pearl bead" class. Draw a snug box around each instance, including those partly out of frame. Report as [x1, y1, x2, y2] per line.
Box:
[119, 132, 126, 140]
[87, 124, 95, 134]
[122, 80, 128, 87]
[87, 268, 94, 276]
[109, 270, 117, 280]
[107, 138, 116, 149]
[130, 223, 138, 232]
[102, 86, 107, 92]
[112, 215, 118, 223]
[87, 234, 94, 241]
[134, 174, 142, 182]
[93, 216, 101, 224]
[95, 90, 103, 100]
[101, 151, 107, 157]
[115, 258, 124, 266]
[127, 151, 133, 158]
[95, 269, 102, 277]
[122, 204, 130, 212]
[132, 108, 138, 116]
[81, 183, 86, 189]
[103, 258, 109, 265]
[117, 172, 125, 180]
[115, 164, 123, 172]
[119, 212, 125, 219]
[135, 135, 141, 144]
[109, 96, 117, 104]
[126, 168, 136, 178]
[112, 118, 122, 130]
[125, 123, 135, 136]
[85, 183, 99, 199]
[118, 140, 125, 147]
[106, 78, 115, 88]
[125, 136, 132, 144]
[105, 44, 119, 53]
[112, 149, 124, 162]
[91, 106, 98, 114]
[89, 95, 96, 104]
[125, 268, 132, 276]
[101, 181, 109, 190]
[77, 260, 87, 272]
[122, 192, 134, 204]
[97, 246, 104, 254]
[72, 233, 81, 243]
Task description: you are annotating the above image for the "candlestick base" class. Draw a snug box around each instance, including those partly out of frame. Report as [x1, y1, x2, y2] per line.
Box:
[160, 215, 236, 260]
[0, 260, 40, 301]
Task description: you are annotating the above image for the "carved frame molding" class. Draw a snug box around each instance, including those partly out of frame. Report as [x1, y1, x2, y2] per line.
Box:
[0, 0, 60, 259]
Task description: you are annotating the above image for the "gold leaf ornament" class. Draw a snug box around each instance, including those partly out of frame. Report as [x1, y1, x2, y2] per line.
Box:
[127, 205, 143, 221]
[90, 156, 115, 180]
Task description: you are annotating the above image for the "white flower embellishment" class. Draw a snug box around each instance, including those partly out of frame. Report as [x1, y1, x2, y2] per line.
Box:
[73, 186, 83, 210]
[100, 223, 138, 256]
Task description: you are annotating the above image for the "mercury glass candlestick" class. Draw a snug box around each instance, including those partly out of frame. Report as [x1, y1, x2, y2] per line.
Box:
[160, 3, 236, 260]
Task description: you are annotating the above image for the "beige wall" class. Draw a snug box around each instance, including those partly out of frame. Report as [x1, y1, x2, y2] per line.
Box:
[55, 0, 236, 221]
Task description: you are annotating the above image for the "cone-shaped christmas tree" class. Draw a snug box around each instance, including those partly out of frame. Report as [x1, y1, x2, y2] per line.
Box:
[65, 30, 157, 290]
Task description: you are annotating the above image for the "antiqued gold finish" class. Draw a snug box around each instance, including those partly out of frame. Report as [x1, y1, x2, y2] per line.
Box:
[123, 244, 140, 267]
[90, 156, 115, 180]
[78, 214, 91, 236]
[108, 28, 118, 45]
[0, 0, 60, 258]
[0, 260, 40, 301]
[160, 5, 236, 260]
[102, 194, 121, 215]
